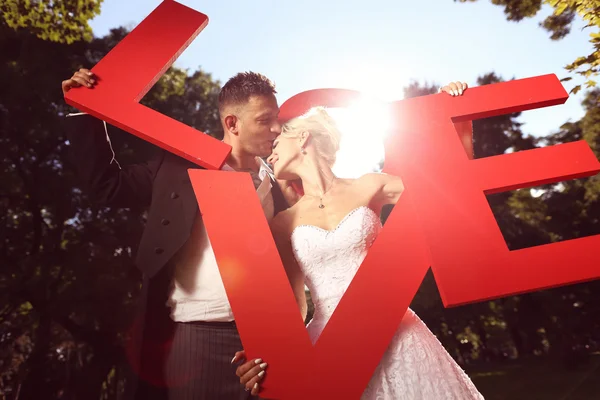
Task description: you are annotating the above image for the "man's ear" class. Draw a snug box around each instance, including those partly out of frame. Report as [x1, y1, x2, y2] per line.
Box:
[224, 114, 238, 135]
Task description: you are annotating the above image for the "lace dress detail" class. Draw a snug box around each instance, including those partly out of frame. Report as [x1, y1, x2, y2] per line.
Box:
[291, 206, 484, 400]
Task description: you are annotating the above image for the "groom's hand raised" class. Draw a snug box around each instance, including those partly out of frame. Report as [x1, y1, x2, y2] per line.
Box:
[62, 68, 96, 95]
[232, 350, 268, 395]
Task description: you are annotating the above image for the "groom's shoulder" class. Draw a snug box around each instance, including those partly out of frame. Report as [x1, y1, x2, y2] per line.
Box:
[271, 207, 297, 235]
[271, 209, 291, 229]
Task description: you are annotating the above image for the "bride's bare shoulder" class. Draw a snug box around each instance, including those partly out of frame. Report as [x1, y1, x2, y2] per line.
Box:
[354, 173, 404, 205]
[356, 172, 401, 187]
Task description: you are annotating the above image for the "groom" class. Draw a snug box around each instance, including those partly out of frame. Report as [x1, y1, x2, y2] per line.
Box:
[62, 70, 294, 399]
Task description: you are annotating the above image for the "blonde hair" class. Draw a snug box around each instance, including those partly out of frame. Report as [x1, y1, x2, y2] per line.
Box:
[281, 107, 341, 167]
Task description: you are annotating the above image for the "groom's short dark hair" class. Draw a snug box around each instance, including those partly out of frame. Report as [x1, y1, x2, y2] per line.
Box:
[218, 72, 277, 113]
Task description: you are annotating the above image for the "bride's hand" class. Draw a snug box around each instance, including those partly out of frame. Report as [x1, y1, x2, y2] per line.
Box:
[438, 81, 468, 96]
[232, 350, 268, 395]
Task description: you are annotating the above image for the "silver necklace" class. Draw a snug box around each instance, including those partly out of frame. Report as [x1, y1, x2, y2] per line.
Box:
[304, 175, 336, 209]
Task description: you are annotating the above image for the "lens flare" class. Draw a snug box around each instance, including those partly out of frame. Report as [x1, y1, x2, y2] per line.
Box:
[328, 97, 393, 178]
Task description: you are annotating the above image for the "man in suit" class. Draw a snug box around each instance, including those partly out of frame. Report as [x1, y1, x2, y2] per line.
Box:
[62, 70, 295, 399]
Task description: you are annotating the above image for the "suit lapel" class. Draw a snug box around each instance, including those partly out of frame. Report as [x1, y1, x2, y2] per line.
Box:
[168, 154, 201, 223]
[175, 153, 288, 218]
[270, 176, 289, 215]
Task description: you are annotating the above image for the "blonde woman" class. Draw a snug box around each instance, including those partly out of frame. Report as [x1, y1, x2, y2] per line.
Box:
[234, 82, 483, 399]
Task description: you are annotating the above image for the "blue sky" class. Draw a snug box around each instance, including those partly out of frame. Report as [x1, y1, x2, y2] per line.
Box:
[89, 0, 594, 140]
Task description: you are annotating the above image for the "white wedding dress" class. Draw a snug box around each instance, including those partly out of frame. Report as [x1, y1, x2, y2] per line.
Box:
[290, 206, 484, 400]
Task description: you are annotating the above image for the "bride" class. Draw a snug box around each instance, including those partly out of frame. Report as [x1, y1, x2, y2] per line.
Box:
[233, 82, 484, 399]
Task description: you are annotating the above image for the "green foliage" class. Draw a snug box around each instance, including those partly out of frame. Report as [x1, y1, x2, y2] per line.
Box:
[0, 0, 103, 44]
[456, 0, 600, 94]
[141, 68, 224, 139]
[403, 80, 440, 98]
[2, 3, 600, 398]
[0, 16, 222, 397]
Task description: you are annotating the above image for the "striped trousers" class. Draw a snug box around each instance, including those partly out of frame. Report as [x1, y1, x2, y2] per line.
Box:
[164, 321, 257, 400]
[129, 266, 259, 400]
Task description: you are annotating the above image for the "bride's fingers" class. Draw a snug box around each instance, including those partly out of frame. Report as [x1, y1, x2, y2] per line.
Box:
[236, 357, 260, 377]
[251, 382, 260, 396]
[454, 81, 467, 95]
[231, 350, 246, 364]
[237, 359, 267, 384]
[245, 370, 266, 395]
[439, 83, 457, 96]
[451, 81, 463, 96]
[439, 81, 469, 96]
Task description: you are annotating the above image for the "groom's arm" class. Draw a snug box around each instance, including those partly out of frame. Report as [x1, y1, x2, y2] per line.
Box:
[64, 114, 165, 209]
[62, 68, 165, 209]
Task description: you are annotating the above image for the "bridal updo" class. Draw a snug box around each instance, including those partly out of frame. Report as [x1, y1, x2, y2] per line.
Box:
[281, 107, 341, 168]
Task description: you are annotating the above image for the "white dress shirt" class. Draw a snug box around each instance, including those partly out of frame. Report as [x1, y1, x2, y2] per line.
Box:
[167, 160, 275, 322]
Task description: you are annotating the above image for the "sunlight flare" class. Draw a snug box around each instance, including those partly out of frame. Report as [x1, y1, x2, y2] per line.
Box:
[328, 97, 393, 178]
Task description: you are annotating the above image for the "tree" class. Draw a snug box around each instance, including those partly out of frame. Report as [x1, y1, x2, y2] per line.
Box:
[0, 0, 103, 44]
[0, 17, 222, 397]
[455, 0, 600, 94]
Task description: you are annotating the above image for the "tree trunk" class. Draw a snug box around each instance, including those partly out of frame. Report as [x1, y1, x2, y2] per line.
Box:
[19, 314, 53, 400]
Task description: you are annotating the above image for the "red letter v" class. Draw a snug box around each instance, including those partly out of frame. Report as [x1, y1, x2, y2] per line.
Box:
[190, 170, 431, 399]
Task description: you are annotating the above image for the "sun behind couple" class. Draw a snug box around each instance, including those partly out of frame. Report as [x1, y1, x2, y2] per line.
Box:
[237, 107, 485, 399]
